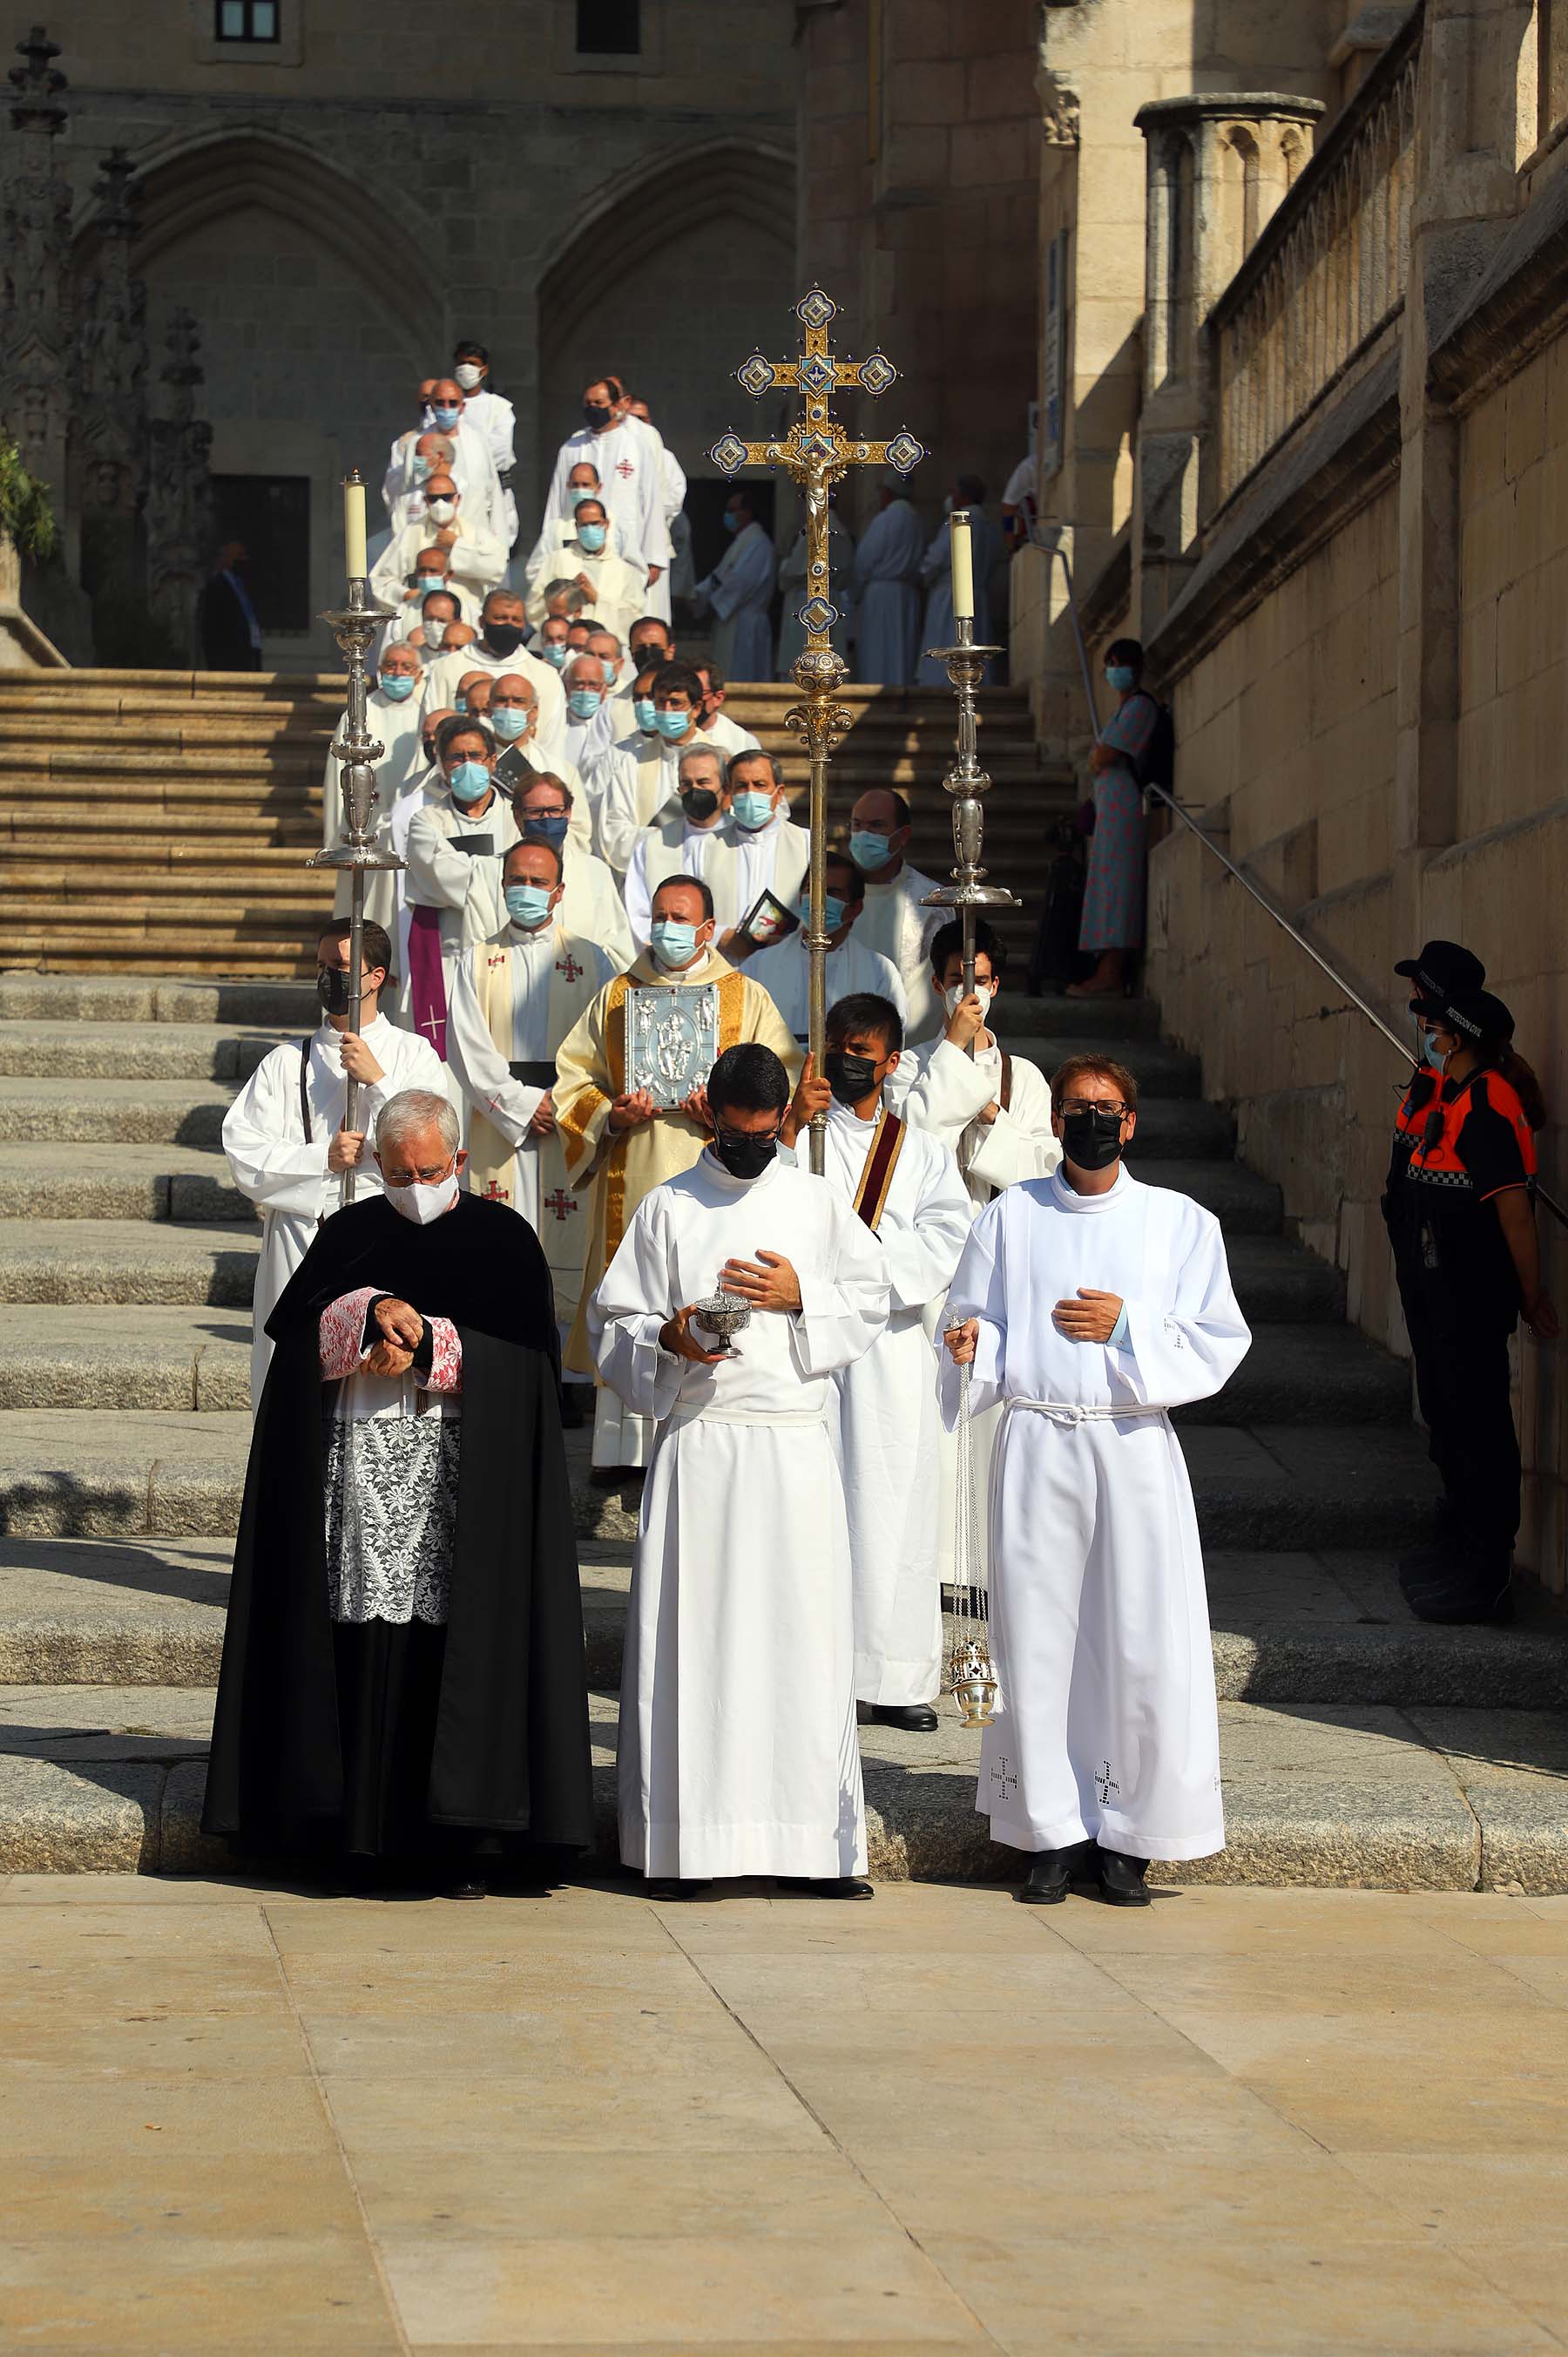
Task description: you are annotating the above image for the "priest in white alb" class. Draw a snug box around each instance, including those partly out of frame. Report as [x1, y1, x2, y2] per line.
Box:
[853, 479, 926, 685]
[524, 497, 644, 648]
[789, 996, 970, 1730]
[747, 850, 907, 1045]
[941, 1053, 1251, 1907]
[693, 488, 774, 680]
[625, 395, 686, 626]
[403, 717, 519, 1059]
[847, 788, 943, 1040]
[589, 1042, 890, 1895]
[221, 920, 448, 1412]
[445, 836, 618, 1426]
[371, 473, 507, 616]
[543, 376, 670, 591]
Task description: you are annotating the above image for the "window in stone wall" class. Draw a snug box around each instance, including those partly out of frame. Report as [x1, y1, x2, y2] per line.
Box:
[211, 476, 310, 633]
[576, 0, 639, 54]
[215, 0, 280, 40]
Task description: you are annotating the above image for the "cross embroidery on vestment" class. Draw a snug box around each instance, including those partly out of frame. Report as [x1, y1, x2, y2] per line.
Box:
[555, 952, 584, 983]
[543, 1189, 578, 1222]
[481, 1180, 510, 1203]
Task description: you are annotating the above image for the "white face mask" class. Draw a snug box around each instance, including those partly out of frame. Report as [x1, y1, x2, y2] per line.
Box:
[425, 497, 456, 524]
[382, 1166, 460, 1225]
[944, 981, 996, 1015]
[454, 362, 483, 390]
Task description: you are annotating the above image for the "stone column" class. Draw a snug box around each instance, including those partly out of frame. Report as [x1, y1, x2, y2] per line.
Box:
[1394, 0, 1535, 884]
[0, 26, 75, 576]
[75, 148, 150, 661]
[1131, 94, 1322, 642]
[146, 311, 213, 668]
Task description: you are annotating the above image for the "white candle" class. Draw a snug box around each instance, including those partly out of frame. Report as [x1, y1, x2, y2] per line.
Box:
[950, 508, 974, 622]
[342, 473, 368, 580]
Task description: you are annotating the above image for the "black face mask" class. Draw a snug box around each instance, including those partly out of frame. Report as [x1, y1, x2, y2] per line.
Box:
[712, 1127, 778, 1181]
[679, 786, 720, 823]
[583, 400, 612, 430]
[1059, 1106, 1125, 1171]
[316, 967, 367, 1018]
[825, 1049, 879, 1106]
[482, 621, 524, 658]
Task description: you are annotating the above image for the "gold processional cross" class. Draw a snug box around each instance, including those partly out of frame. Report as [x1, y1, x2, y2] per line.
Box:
[710, 285, 923, 1173]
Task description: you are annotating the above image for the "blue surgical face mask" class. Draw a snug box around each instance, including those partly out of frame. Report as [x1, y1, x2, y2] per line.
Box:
[524, 811, 570, 845]
[542, 641, 568, 670]
[378, 672, 416, 701]
[568, 687, 602, 721]
[801, 892, 848, 931]
[723, 510, 741, 533]
[1423, 1029, 1451, 1069]
[431, 403, 461, 430]
[577, 523, 607, 553]
[649, 918, 700, 970]
[1105, 663, 1137, 692]
[731, 788, 775, 831]
[453, 695, 469, 715]
[448, 759, 491, 804]
[414, 572, 444, 594]
[654, 708, 691, 741]
[411, 454, 432, 484]
[849, 830, 892, 872]
[633, 696, 658, 732]
[490, 705, 530, 741]
[505, 883, 554, 929]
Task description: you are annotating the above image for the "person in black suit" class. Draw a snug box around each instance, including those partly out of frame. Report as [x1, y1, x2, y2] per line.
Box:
[199, 540, 265, 672]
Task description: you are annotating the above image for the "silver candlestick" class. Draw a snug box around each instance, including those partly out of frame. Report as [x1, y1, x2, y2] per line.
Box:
[308, 471, 402, 1203]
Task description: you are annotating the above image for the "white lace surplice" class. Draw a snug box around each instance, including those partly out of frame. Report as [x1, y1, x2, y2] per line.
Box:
[318, 1285, 463, 1627]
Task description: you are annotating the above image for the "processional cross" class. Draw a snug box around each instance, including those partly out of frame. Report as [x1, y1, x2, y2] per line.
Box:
[710, 287, 923, 1173]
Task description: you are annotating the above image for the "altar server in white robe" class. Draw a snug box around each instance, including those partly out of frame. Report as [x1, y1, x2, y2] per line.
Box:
[221, 920, 447, 1412]
[847, 788, 943, 1040]
[590, 1041, 890, 1894]
[625, 396, 686, 626]
[918, 481, 1004, 685]
[941, 1053, 1250, 1905]
[510, 770, 634, 972]
[854, 480, 926, 685]
[693, 489, 775, 680]
[544, 376, 670, 591]
[893, 922, 1059, 1204]
[747, 850, 907, 1045]
[445, 837, 618, 1420]
[797, 996, 970, 1726]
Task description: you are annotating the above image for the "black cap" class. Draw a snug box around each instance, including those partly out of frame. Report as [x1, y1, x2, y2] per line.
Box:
[1411, 985, 1515, 1044]
[1395, 938, 1485, 999]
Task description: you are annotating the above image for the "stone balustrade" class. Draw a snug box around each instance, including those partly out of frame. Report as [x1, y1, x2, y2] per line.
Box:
[1210, 10, 1422, 507]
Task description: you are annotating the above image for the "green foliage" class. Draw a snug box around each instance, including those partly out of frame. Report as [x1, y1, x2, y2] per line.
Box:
[0, 435, 57, 565]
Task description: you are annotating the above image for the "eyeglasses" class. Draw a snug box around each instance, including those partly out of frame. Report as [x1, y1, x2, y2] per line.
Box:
[1060, 1097, 1130, 1117]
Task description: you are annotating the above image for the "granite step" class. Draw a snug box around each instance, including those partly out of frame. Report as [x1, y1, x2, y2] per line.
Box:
[0, 1020, 281, 1082]
[2, 1535, 1559, 1713]
[0, 1145, 251, 1223]
[3, 1682, 1565, 1890]
[0, 1079, 233, 1147]
[0, 1412, 1438, 1547]
[0, 1223, 257, 1308]
[0, 974, 317, 1026]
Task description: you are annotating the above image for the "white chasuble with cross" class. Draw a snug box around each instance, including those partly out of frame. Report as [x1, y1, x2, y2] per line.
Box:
[444, 925, 615, 1339]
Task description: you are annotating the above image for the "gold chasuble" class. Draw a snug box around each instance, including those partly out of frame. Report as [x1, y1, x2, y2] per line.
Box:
[555, 946, 800, 1373]
[462, 928, 603, 1331]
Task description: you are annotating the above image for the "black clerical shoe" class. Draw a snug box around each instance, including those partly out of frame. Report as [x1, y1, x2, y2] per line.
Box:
[1095, 1847, 1152, 1907]
[867, 1703, 941, 1732]
[647, 1878, 714, 1901]
[446, 1880, 487, 1901]
[1016, 1852, 1072, 1905]
[812, 1877, 875, 1900]
[1405, 1556, 1514, 1625]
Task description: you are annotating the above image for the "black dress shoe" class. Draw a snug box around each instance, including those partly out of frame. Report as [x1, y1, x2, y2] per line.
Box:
[1016, 1851, 1072, 1905]
[1095, 1847, 1152, 1906]
[1408, 1575, 1514, 1626]
[812, 1877, 875, 1900]
[868, 1703, 940, 1732]
[647, 1877, 714, 1901]
[446, 1880, 487, 1901]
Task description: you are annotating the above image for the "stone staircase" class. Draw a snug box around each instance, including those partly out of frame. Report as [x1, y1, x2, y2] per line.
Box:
[0, 670, 1058, 978]
[0, 968, 1564, 1886]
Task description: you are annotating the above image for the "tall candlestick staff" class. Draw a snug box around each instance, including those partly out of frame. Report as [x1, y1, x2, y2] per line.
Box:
[924, 510, 1014, 1726]
[710, 288, 923, 1173]
[308, 470, 402, 1202]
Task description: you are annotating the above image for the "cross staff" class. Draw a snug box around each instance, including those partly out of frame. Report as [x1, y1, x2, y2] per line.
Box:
[711, 286, 923, 1173]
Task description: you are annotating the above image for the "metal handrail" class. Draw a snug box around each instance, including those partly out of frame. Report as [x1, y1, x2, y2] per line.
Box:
[1037, 537, 1568, 1229]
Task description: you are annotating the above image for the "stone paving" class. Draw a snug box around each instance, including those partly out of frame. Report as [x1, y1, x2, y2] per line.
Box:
[1, 1874, 1567, 2351]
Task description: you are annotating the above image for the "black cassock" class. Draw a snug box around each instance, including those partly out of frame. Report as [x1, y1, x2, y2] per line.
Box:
[203, 1193, 594, 1862]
